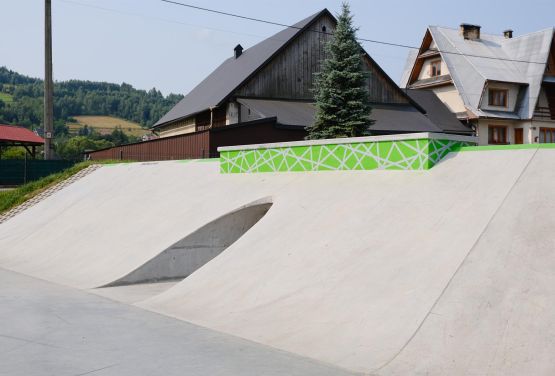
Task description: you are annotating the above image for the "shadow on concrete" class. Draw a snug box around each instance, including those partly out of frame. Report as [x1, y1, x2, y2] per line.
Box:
[102, 197, 273, 287]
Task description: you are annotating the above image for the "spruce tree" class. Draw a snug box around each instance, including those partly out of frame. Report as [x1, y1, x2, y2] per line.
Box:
[308, 2, 373, 139]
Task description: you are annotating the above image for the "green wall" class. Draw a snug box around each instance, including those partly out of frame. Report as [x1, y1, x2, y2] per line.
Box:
[220, 138, 471, 173]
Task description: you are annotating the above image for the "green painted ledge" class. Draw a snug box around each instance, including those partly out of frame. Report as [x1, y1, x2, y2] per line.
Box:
[218, 133, 477, 173]
[460, 143, 555, 151]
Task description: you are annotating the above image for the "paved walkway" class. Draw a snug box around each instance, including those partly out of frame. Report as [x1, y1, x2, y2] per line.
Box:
[0, 268, 355, 376]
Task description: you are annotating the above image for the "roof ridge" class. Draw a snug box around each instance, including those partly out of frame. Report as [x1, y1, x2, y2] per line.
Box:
[431, 25, 554, 41]
[503, 27, 554, 40]
[152, 9, 329, 128]
[434, 27, 487, 81]
[240, 9, 328, 54]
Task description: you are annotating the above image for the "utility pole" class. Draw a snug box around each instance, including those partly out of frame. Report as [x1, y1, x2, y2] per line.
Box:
[44, 0, 54, 159]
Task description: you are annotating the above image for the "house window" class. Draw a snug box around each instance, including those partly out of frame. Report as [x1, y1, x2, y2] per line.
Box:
[488, 89, 508, 107]
[539, 127, 555, 143]
[488, 125, 508, 144]
[429, 60, 442, 77]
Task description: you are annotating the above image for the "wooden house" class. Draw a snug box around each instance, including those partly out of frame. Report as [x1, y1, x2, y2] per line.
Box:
[88, 9, 467, 161]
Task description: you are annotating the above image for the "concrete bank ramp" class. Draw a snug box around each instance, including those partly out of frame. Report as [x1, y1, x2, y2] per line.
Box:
[135, 149, 553, 374]
[378, 148, 555, 375]
[0, 160, 289, 289]
[1, 150, 554, 374]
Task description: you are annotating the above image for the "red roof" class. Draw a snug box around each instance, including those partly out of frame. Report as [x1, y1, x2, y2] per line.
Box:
[0, 124, 44, 145]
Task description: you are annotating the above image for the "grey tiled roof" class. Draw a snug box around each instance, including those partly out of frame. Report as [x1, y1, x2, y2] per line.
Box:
[401, 26, 554, 119]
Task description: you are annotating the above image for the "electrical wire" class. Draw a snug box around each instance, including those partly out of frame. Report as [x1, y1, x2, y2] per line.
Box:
[160, 0, 548, 65]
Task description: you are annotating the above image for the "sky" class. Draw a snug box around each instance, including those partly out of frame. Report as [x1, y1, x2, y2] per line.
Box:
[1, 0, 554, 96]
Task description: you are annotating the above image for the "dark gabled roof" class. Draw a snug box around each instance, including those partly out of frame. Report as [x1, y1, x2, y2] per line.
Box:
[153, 10, 329, 128]
[369, 104, 444, 133]
[237, 98, 315, 127]
[405, 90, 473, 134]
[236, 98, 460, 134]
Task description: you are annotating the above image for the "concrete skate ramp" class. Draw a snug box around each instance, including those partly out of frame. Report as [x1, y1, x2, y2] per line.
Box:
[379, 148, 555, 375]
[1, 150, 554, 374]
[105, 198, 272, 286]
[0, 160, 283, 289]
[137, 149, 553, 373]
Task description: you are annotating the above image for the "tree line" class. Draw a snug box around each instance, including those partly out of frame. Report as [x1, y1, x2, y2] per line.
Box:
[0, 66, 184, 129]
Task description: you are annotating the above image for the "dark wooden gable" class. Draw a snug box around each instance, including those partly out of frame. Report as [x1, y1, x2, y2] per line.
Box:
[234, 12, 409, 104]
[546, 35, 555, 76]
[362, 54, 410, 104]
[407, 29, 435, 86]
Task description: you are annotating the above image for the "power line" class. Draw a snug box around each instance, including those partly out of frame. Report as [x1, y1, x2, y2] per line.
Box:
[56, 0, 279, 42]
[160, 0, 547, 65]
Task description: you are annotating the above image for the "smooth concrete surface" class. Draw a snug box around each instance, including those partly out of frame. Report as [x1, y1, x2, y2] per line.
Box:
[91, 281, 178, 304]
[106, 200, 272, 286]
[1, 150, 554, 374]
[379, 148, 555, 375]
[0, 267, 355, 376]
[138, 150, 539, 373]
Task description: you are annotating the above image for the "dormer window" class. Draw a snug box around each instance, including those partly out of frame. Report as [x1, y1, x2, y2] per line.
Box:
[430, 60, 442, 77]
[488, 89, 508, 107]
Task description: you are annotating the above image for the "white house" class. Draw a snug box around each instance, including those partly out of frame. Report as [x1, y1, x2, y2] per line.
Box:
[401, 24, 555, 145]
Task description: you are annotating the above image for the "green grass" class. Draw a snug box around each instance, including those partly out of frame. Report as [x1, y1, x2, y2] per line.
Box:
[0, 92, 13, 103]
[0, 160, 123, 215]
[459, 143, 555, 151]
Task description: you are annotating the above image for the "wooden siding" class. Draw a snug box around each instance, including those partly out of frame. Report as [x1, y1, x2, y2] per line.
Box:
[546, 38, 555, 76]
[195, 108, 227, 131]
[209, 119, 307, 156]
[235, 15, 334, 100]
[86, 119, 307, 162]
[87, 130, 211, 161]
[158, 116, 195, 138]
[408, 30, 434, 86]
[363, 55, 409, 104]
[235, 13, 408, 104]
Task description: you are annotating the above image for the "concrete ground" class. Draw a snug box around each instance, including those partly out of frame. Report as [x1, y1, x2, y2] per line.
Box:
[1, 149, 554, 374]
[0, 267, 355, 376]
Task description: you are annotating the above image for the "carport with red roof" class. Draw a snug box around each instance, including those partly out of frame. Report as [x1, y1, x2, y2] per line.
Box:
[0, 124, 44, 159]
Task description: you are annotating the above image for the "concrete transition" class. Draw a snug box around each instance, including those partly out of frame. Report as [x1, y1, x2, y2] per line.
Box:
[0, 148, 554, 374]
[104, 198, 273, 286]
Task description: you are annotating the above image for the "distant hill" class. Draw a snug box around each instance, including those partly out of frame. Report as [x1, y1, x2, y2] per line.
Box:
[67, 116, 148, 137]
[0, 66, 184, 132]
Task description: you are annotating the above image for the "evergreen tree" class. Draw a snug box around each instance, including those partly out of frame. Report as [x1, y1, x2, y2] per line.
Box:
[308, 2, 373, 139]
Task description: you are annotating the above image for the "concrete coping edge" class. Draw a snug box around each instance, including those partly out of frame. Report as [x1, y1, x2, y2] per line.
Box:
[217, 132, 478, 152]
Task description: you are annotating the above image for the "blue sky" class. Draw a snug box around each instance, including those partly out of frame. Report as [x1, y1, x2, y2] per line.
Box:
[1, 0, 553, 95]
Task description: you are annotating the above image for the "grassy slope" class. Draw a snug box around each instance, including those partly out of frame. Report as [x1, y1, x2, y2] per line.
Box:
[0, 92, 13, 103]
[0, 160, 122, 215]
[67, 116, 149, 137]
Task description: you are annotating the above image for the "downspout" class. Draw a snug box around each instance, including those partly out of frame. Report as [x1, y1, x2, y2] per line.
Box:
[209, 107, 214, 129]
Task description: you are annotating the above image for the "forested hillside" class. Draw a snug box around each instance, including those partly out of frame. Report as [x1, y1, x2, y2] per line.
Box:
[0, 66, 184, 160]
[0, 66, 183, 129]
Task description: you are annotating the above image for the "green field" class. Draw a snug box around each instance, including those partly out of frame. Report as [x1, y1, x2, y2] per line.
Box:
[0, 92, 13, 103]
[67, 115, 150, 137]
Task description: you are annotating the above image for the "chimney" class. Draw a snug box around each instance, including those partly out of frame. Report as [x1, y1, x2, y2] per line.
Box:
[503, 29, 513, 39]
[234, 44, 243, 59]
[460, 23, 481, 40]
